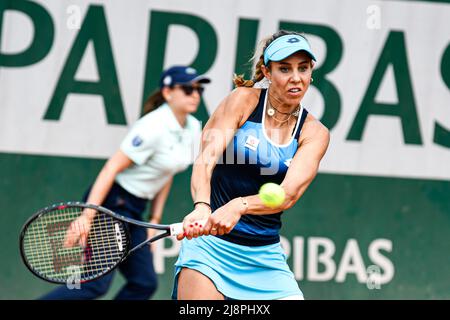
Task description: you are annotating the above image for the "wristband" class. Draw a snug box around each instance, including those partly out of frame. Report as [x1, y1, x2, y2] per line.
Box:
[194, 201, 211, 210]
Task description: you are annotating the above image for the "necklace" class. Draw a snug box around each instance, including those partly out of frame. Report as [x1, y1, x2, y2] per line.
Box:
[267, 97, 301, 121]
[271, 113, 291, 124]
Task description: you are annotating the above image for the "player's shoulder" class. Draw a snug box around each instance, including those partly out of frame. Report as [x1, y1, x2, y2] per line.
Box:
[218, 87, 261, 115]
[229, 86, 260, 105]
[206, 87, 262, 129]
[302, 113, 330, 142]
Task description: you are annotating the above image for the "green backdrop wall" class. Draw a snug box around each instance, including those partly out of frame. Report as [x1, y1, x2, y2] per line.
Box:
[1, 153, 449, 299]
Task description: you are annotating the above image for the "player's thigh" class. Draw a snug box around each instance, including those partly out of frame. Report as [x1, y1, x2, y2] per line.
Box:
[177, 267, 225, 300]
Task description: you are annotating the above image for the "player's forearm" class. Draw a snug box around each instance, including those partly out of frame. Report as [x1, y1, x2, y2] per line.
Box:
[191, 161, 212, 203]
[239, 192, 297, 215]
[237, 175, 315, 216]
[191, 116, 234, 204]
[239, 195, 287, 215]
[190, 144, 216, 204]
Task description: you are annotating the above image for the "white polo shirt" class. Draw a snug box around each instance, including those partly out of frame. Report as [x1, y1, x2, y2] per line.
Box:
[115, 103, 202, 200]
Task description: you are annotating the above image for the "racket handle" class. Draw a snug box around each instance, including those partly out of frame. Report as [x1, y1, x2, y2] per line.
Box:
[169, 219, 208, 236]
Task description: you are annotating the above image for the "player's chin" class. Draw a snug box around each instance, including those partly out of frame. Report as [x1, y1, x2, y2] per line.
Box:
[285, 92, 303, 103]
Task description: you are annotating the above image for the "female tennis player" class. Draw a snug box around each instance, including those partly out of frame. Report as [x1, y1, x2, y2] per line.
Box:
[40, 65, 210, 300]
[173, 30, 330, 300]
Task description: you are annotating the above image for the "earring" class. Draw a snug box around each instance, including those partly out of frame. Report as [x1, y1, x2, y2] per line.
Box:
[268, 79, 272, 85]
[311, 78, 314, 83]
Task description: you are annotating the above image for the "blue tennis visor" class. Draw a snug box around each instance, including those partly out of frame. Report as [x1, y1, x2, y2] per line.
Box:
[263, 34, 316, 65]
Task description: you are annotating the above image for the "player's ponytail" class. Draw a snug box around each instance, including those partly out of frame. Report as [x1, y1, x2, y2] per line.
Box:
[233, 54, 266, 87]
[233, 36, 270, 88]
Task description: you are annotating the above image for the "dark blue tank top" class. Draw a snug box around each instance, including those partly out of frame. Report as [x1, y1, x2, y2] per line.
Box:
[211, 89, 308, 246]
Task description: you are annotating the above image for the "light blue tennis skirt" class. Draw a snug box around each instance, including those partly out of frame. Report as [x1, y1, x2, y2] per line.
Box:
[172, 235, 303, 300]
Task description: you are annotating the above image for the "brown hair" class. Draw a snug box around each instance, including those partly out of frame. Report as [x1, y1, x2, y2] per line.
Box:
[233, 30, 308, 88]
[142, 89, 166, 116]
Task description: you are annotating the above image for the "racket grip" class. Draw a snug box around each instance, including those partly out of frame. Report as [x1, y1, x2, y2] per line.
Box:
[169, 219, 208, 236]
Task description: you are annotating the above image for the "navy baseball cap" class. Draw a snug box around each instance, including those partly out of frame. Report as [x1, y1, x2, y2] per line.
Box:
[264, 34, 316, 65]
[159, 66, 211, 89]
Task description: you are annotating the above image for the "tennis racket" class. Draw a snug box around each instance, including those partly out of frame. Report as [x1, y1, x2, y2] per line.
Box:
[19, 201, 205, 284]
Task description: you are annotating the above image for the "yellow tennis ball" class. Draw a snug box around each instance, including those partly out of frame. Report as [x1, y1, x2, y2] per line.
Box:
[258, 183, 285, 208]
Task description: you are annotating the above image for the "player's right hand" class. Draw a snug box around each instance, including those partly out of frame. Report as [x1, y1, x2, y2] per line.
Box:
[177, 205, 211, 241]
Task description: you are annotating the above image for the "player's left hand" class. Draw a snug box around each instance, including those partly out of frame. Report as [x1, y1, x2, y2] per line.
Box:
[202, 198, 244, 236]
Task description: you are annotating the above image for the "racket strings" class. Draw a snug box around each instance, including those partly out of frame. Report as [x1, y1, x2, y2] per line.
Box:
[22, 206, 128, 282]
[24, 209, 122, 280]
